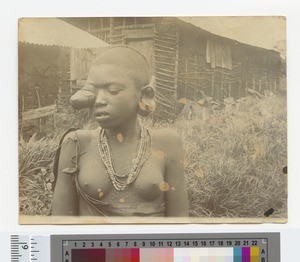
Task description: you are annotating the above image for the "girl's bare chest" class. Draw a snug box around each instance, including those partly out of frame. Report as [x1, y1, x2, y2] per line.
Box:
[77, 147, 166, 203]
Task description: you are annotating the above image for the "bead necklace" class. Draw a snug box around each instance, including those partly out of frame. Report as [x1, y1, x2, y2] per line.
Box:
[97, 125, 151, 191]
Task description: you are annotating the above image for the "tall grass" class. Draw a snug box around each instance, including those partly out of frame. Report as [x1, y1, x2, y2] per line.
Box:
[177, 95, 287, 218]
[19, 95, 287, 218]
[19, 134, 58, 215]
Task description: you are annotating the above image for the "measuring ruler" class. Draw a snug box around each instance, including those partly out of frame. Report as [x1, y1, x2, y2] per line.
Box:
[10, 235, 50, 262]
[10, 233, 280, 262]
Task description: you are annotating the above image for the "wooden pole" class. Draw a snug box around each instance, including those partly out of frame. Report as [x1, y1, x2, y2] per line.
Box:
[185, 58, 188, 98]
[34, 87, 42, 132]
[109, 17, 114, 34]
[211, 74, 214, 97]
[259, 80, 262, 94]
[99, 17, 106, 41]
[194, 54, 197, 100]
[174, 32, 179, 103]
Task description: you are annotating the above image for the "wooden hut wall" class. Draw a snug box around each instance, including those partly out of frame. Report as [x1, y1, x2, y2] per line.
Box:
[70, 49, 92, 85]
[233, 45, 281, 97]
[176, 29, 241, 103]
[176, 28, 282, 106]
[177, 29, 209, 102]
[69, 48, 105, 87]
[179, 37, 231, 101]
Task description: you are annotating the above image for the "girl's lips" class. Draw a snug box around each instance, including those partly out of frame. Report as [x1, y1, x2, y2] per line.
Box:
[94, 111, 110, 121]
[95, 115, 110, 121]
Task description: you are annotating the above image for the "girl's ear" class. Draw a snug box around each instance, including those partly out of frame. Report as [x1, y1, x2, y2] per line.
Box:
[70, 86, 96, 110]
[138, 77, 156, 117]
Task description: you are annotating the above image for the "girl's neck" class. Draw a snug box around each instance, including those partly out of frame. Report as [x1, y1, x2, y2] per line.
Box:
[105, 117, 141, 143]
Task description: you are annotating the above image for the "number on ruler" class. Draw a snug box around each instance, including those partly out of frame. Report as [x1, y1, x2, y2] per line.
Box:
[22, 245, 28, 250]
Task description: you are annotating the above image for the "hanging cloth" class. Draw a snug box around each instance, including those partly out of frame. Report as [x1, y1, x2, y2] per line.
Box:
[206, 39, 232, 70]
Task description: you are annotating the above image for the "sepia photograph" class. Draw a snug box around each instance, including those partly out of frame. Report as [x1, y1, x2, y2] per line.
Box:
[18, 17, 287, 224]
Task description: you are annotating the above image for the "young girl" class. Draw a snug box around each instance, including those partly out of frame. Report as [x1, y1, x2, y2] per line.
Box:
[51, 46, 188, 217]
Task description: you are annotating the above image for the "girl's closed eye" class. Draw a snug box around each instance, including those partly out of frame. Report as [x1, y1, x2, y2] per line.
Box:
[108, 87, 121, 95]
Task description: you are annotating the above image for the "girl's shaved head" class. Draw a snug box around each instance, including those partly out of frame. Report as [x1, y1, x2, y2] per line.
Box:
[91, 46, 151, 87]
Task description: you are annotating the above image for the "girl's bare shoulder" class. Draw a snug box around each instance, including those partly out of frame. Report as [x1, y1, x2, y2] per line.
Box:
[151, 128, 182, 151]
[62, 129, 98, 144]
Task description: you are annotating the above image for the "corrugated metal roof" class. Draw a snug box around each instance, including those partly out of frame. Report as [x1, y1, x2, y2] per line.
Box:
[18, 18, 110, 49]
[178, 17, 285, 53]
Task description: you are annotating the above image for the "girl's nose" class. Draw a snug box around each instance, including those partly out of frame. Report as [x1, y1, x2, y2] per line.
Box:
[94, 90, 108, 107]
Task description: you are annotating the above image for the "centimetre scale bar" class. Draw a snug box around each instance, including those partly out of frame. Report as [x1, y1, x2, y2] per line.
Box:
[10, 233, 280, 262]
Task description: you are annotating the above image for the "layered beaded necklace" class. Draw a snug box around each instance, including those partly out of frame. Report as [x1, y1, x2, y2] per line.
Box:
[97, 125, 151, 191]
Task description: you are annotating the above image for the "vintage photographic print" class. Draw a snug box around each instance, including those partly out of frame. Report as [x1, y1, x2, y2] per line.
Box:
[18, 17, 287, 224]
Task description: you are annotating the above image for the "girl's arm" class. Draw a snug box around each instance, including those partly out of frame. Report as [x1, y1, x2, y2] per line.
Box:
[51, 132, 79, 216]
[163, 129, 189, 217]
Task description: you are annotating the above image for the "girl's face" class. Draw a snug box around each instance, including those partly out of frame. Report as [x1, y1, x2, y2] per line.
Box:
[87, 64, 140, 129]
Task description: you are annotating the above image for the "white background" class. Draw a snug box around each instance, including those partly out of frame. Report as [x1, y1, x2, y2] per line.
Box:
[0, 0, 299, 261]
